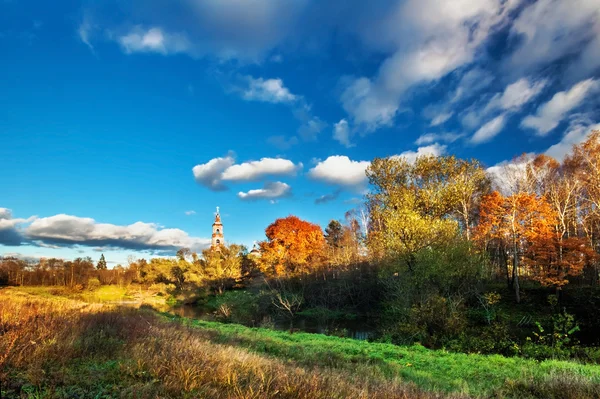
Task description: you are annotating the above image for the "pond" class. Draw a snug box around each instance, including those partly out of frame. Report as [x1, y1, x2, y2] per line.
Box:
[166, 303, 376, 340]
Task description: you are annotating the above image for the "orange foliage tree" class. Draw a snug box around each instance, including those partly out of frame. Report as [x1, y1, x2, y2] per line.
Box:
[259, 216, 326, 276]
[475, 191, 557, 302]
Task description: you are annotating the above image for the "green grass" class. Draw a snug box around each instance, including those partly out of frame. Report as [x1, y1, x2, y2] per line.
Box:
[162, 312, 600, 397]
[5, 287, 600, 398]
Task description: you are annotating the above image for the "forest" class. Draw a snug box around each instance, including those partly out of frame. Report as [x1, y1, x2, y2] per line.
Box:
[2, 132, 600, 378]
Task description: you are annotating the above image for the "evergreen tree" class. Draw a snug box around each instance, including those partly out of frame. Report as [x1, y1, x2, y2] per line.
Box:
[96, 254, 107, 270]
[325, 220, 343, 248]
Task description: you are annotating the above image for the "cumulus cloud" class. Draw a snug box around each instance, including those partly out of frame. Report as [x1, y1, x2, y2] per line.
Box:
[221, 158, 300, 181]
[333, 119, 352, 147]
[393, 143, 447, 163]
[242, 77, 297, 103]
[521, 78, 599, 136]
[193, 155, 300, 191]
[415, 132, 463, 146]
[118, 27, 191, 55]
[308, 156, 371, 188]
[0, 208, 30, 246]
[192, 155, 235, 191]
[471, 114, 507, 144]
[25, 214, 210, 253]
[238, 181, 291, 201]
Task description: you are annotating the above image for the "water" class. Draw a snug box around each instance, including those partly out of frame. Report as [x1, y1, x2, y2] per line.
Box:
[109, 299, 375, 340]
[167, 303, 375, 340]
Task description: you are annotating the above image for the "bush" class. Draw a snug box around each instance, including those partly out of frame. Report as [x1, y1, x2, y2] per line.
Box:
[87, 277, 101, 291]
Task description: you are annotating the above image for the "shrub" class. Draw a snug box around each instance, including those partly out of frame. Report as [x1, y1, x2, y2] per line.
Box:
[87, 277, 101, 291]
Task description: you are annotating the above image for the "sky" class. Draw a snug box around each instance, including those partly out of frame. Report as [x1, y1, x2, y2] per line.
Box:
[1, 0, 600, 266]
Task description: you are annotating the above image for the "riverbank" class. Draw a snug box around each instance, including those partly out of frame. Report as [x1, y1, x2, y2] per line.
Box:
[2, 287, 600, 398]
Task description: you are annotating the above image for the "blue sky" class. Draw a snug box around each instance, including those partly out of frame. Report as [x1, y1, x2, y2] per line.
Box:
[1, 0, 599, 265]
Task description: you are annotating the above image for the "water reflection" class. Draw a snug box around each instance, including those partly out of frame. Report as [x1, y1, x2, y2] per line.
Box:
[166, 304, 375, 340]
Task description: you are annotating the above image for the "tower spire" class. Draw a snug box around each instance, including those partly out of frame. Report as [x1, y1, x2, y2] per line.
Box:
[211, 206, 224, 250]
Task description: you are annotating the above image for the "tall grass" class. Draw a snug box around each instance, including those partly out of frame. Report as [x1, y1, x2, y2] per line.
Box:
[0, 289, 458, 398]
[1, 287, 599, 398]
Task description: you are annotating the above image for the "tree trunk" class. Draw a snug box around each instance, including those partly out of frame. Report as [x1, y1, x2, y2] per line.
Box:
[513, 239, 521, 303]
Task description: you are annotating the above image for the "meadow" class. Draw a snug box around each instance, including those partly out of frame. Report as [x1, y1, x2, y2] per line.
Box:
[1, 287, 600, 398]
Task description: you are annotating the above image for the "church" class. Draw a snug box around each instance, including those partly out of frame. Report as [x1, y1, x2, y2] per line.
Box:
[211, 206, 224, 250]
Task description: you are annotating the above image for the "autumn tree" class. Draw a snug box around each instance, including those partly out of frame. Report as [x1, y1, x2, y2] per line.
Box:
[259, 216, 325, 276]
[475, 191, 558, 302]
[566, 131, 600, 255]
[201, 244, 243, 293]
[366, 155, 466, 271]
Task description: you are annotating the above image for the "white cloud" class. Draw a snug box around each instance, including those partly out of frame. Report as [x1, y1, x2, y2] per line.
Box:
[393, 143, 447, 163]
[494, 78, 547, 111]
[193, 155, 300, 191]
[308, 156, 371, 188]
[0, 208, 35, 246]
[462, 77, 546, 138]
[118, 27, 191, 55]
[471, 114, 507, 144]
[415, 132, 463, 146]
[521, 78, 599, 136]
[234, 76, 325, 142]
[430, 112, 454, 127]
[26, 214, 210, 252]
[340, 0, 519, 131]
[184, 210, 196, 216]
[242, 77, 297, 103]
[508, 0, 600, 81]
[221, 158, 300, 181]
[486, 156, 533, 195]
[192, 155, 235, 191]
[238, 181, 291, 201]
[333, 119, 352, 147]
[545, 119, 600, 161]
[78, 17, 95, 53]
[92, 0, 307, 62]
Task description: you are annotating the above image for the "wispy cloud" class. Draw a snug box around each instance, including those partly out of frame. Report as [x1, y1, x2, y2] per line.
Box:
[521, 78, 599, 136]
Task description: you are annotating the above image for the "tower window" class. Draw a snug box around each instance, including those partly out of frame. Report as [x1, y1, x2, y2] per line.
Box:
[216, 229, 220, 234]
[216, 239, 220, 244]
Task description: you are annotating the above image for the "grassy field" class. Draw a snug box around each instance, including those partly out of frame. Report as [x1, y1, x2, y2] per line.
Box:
[1, 287, 599, 398]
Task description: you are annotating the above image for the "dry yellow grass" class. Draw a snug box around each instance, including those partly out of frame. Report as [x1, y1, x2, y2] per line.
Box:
[0, 289, 463, 398]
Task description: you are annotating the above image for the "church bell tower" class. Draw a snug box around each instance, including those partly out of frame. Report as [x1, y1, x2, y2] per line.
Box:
[211, 206, 224, 250]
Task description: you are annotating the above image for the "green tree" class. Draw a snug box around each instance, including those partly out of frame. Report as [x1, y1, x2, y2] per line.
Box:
[366, 155, 461, 271]
[324, 220, 343, 248]
[96, 254, 107, 270]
